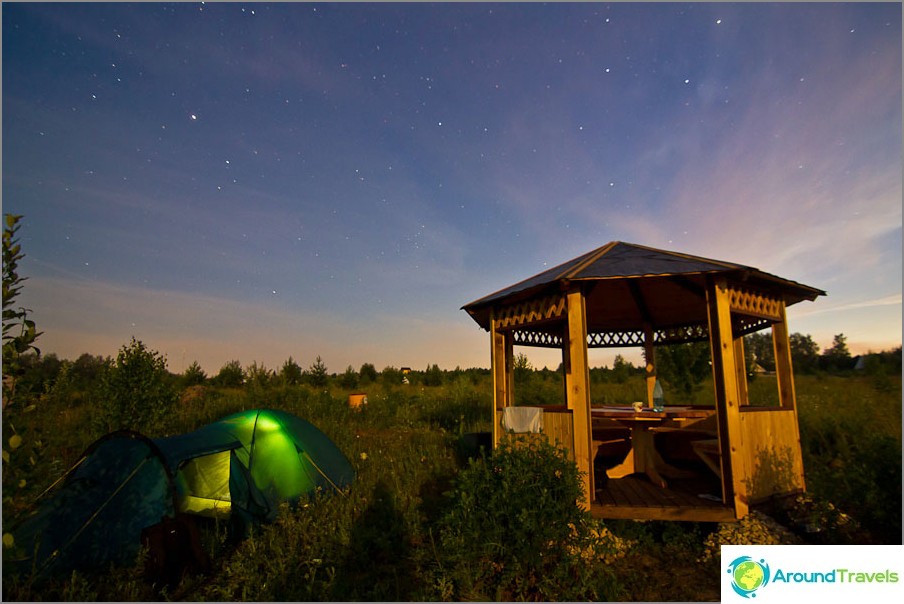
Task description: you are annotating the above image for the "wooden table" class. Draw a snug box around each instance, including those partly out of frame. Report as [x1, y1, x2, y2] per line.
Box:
[591, 406, 716, 488]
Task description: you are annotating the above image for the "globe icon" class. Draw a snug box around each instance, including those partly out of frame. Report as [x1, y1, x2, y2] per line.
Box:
[733, 560, 765, 592]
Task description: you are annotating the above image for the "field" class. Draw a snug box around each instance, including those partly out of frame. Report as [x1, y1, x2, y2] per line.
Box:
[2, 367, 901, 601]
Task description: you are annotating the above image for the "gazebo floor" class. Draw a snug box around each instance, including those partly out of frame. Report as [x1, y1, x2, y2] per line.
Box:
[591, 472, 737, 522]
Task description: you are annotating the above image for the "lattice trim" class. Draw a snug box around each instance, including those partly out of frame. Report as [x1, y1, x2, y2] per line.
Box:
[514, 323, 713, 349]
[728, 286, 783, 320]
[514, 330, 563, 347]
[589, 330, 645, 348]
[494, 294, 567, 330]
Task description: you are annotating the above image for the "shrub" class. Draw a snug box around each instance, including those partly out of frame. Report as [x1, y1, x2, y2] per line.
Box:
[434, 439, 617, 601]
[3, 213, 43, 407]
[95, 337, 176, 433]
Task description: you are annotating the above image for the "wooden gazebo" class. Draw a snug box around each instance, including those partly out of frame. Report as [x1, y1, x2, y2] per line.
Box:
[462, 241, 825, 522]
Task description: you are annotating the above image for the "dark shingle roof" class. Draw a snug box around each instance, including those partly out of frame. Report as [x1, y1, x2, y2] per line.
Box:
[462, 241, 825, 332]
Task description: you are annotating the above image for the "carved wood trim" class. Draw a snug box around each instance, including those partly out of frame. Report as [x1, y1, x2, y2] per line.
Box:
[494, 294, 567, 330]
[728, 286, 783, 321]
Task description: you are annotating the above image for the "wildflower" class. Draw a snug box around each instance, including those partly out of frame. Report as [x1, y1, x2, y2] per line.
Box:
[359, 452, 368, 461]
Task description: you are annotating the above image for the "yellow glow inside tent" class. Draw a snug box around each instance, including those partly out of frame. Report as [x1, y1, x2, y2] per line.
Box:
[176, 450, 232, 517]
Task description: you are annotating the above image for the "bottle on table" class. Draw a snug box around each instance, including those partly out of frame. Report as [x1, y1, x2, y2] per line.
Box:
[653, 379, 664, 412]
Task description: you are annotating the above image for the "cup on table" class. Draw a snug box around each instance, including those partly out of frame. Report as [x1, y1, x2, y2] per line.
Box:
[632, 401, 644, 413]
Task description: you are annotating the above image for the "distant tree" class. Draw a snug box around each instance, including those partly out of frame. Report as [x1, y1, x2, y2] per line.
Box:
[821, 333, 853, 373]
[279, 356, 303, 386]
[790, 333, 820, 374]
[381, 365, 402, 386]
[513, 353, 532, 381]
[745, 332, 775, 372]
[246, 361, 272, 389]
[423, 363, 443, 387]
[338, 365, 359, 389]
[213, 359, 245, 388]
[97, 337, 176, 432]
[589, 365, 609, 384]
[307, 355, 329, 388]
[69, 353, 107, 388]
[15, 352, 62, 398]
[611, 354, 633, 384]
[655, 341, 711, 400]
[182, 361, 207, 387]
[873, 346, 902, 374]
[359, 362, 378, 384]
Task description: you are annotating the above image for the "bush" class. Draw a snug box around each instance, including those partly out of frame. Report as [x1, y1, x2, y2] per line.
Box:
[95, 337, 176, 433]
[434, 439, 617, 601]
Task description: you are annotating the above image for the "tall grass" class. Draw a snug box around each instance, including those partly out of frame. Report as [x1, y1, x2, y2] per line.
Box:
[2, 371, 900, 601]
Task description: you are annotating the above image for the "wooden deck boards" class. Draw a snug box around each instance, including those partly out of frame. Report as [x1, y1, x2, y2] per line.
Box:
[591, 473, 737, 522]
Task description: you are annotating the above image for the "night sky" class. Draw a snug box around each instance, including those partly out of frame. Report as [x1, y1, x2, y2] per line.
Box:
[3, 2, 901, 375]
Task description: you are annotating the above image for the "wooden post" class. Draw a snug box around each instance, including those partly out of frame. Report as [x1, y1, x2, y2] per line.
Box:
[706, 278, 748, 518]
[772, 300, 806, 491]
[643, 323, 656, 407]
[490, 314, 514, 446]
[733, 337, 750, 406]
[564, 287, 594, 509]
[772, 302, 796, 410]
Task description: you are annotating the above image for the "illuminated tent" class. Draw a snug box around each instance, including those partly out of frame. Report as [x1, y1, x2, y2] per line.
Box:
[6, 409, 354, 580]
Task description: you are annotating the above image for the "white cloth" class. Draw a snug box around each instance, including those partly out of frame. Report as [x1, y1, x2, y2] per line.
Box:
[502, 406, 544, 433]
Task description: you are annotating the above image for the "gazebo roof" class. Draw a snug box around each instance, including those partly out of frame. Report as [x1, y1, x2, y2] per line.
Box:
[462, 242, 826, 340]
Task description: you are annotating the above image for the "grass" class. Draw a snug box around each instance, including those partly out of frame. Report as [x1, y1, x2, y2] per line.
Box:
[2, 370, 900, 601]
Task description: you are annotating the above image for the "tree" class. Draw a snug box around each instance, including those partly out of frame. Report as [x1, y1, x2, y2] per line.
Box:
[307, 355, 329, 388]
[338, 365, 360, 389]
[279, 356, 303, 386]
[3, 214, 42, 407]
[72, 353, 109, 389]
[611, 354, 633, 384]
[821, 333, 853, 373]
[359, 362, 378, 384]
[513, 353, 532, 381]
[97, 337, 176, 432]
[213, 359, 245, 388]
[245, 361, 272, 389]
[790, 333, 820, 374]
[423, 363, 443, 387]
[182, 361, 207, 387]
[381, 365, 402, 386]
[745, 332, 775, 372]
[655, 341, 711, 400]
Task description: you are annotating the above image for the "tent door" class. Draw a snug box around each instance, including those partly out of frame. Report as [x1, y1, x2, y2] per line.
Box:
[177, 450, 232, 518]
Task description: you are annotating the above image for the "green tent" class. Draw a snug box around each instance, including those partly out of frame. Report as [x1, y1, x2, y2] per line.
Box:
[6, 409, 354, 580]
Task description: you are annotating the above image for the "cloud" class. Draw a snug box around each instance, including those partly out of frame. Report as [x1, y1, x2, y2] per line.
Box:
[790, 294, 902, 318]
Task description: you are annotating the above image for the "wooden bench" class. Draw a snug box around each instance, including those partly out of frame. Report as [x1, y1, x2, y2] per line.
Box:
[691, 438, 722, 478]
